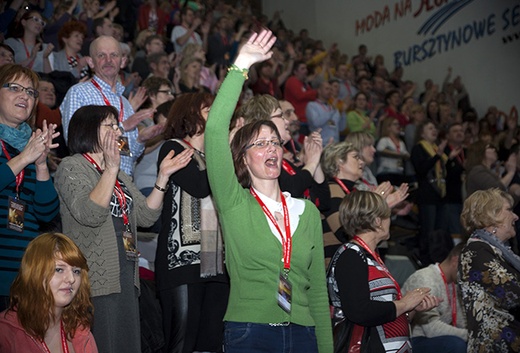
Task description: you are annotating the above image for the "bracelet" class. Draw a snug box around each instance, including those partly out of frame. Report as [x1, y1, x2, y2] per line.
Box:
[154, 183, 168, 192]
[228, 64, 249, 79]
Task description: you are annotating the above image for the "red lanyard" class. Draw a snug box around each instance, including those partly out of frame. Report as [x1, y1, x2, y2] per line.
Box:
[1, 140, 25, 196]
[19, 38, 34, 69]
[41, 321, 69, 353]
[438, 263, 457, 326]
[82, 153, 129, 226]
[282, 160, 296, 176]
[353, 235, 402, 299]
[250, 188, 292, 271]
[91, 79, 124, 123]
[390, 136, 401, 154]
[333, 177, 351, 194]
[343, 81, 352, 96]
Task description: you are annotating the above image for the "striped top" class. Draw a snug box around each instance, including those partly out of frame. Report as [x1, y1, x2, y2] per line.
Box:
[328, 242, 411, 353]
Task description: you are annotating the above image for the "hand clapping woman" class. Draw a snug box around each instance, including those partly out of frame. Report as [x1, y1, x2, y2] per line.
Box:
[54, 104, 192, 353]
[0, 64, 60, 311]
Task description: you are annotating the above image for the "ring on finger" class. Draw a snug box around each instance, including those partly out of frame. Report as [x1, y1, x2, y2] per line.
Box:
[40, 136, 45, 142]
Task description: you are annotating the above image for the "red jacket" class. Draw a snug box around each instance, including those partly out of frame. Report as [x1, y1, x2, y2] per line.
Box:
[283, 76, 317, 123]
[0, 310, 98, 353]
[138, 4, 169, 36]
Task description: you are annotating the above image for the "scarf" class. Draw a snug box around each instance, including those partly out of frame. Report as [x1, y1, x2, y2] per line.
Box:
[0, 123, 32, 152]
[471, 228, 520, 273]
[172, 139, 224, 277]
[419, 139, 448, 197]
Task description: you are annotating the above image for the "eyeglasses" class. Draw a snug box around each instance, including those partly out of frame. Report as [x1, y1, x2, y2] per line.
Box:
[270, 112, 284, 120]
[157, 90, 175, 96]
[245, 138, 284, 150]
[29, 16, 46, 27]
[282, 109, 295, 118]
[101, 123, 120, 131]
[2, 83, 39, 98]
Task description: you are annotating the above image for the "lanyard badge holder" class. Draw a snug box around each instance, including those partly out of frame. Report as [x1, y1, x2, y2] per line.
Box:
[2, 141, 26, 232]
[251, 188, 293, 313]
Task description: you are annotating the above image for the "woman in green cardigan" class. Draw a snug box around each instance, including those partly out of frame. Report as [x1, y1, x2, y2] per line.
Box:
[204, 29, 333, 353]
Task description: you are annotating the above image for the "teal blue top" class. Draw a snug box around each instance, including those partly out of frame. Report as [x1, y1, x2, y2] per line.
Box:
[205, 70, 333, 353]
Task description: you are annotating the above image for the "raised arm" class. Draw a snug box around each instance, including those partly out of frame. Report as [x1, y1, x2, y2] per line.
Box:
[205, 30, 276, 210]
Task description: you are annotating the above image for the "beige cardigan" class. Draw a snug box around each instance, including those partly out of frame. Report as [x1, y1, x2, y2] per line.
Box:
[54, 154, 161, 297]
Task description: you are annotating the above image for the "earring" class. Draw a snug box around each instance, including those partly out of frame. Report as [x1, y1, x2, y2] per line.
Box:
[492, 227, 498, 234]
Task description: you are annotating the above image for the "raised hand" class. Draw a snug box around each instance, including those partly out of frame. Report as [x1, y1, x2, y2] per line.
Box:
[233, 29, 277, 70]
[34, 120, 59, 167]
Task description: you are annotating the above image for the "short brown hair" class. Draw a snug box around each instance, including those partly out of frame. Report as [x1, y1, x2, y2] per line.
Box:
[164, 92, 214, 139]
[0, 64, 40, 121]
[461, 188, 513, 234]
[230, 120, 281, 188]
[339, 191, 391, 239]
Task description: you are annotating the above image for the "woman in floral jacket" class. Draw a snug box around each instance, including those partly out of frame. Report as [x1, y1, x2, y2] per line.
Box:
[459, 188, 520, 352]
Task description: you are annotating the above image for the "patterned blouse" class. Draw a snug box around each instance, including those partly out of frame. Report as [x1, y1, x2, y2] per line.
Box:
[458, 238, 520, 352]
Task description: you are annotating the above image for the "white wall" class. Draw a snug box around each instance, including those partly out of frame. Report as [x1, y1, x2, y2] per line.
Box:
[262, 0, 520, 117]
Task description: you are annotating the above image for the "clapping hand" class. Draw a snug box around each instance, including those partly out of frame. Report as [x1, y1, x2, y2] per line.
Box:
[34, 120, 60, 167]
[157, 149, 194, 180]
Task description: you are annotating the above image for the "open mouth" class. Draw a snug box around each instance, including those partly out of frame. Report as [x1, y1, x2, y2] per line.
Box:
[265, 157, 278, 167]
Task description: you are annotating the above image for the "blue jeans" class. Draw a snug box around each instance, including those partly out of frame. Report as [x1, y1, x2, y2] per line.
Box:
[412, 335, 467, 353]
[224, 322, 318, 353]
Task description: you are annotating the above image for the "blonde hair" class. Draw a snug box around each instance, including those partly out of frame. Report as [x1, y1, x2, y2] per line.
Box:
[321, 141, 358, 178]
[461, 188, 513, 233]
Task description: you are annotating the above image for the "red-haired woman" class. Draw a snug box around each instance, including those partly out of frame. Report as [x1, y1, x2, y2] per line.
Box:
[54, 20, 89, 79]
[0, 232, 98, 352]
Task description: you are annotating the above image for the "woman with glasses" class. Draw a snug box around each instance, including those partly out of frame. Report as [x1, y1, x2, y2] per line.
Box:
[5, 10, 54, 73]
[0, 64, 60, 312]
[205, 30, 333, 353]
[54, 104, 192, 353]
[155, 92, 230, 353]
[346, 91, 377, 137]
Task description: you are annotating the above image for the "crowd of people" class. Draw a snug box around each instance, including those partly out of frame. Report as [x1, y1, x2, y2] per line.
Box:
[0, 0, 519, 353]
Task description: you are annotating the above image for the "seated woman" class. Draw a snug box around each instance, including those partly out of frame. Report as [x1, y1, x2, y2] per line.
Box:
[0, 232, 97, 352]
[459, 188, 520, 352]
[327, 191, 439, 352]
[204, 29, 333, 352]
[320, 141, 408, 266]
[54, 105, 191, 353]
[465, 140, 519, 199]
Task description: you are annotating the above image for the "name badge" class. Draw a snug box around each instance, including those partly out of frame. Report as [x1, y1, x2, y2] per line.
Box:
[277, 272, 292, 313]
[7, 196, 26, 232]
